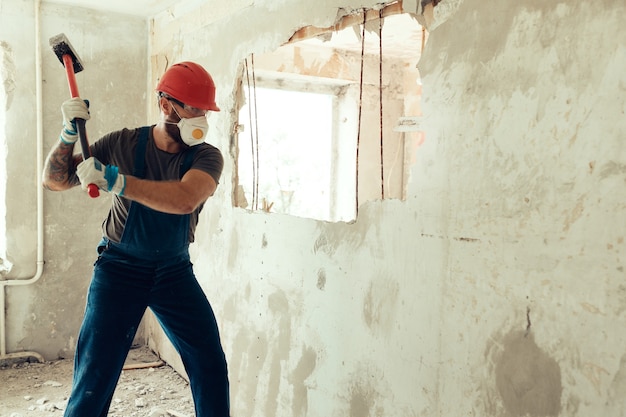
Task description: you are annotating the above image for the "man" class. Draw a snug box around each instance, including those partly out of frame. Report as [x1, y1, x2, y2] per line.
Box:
[42, 61, 230, 417]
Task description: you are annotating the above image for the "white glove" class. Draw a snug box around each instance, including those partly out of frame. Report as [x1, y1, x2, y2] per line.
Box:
[60, 98, 90, 144]
[76, 157, 126, 196]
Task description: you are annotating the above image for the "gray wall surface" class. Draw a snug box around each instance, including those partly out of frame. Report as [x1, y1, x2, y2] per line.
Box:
[1, 0, 624, 416]
[1, 1, 148, 359]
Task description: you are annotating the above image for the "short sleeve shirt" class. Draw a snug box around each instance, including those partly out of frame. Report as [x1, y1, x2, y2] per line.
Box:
[90, 126, 223, 243]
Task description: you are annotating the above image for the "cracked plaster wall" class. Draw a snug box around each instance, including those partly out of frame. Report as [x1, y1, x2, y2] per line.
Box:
[1, 0, 624, 416]
[147, 0, 625, 415]
[417, 0, 626, 416]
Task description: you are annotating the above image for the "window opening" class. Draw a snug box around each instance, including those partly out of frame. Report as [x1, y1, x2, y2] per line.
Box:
[233, 6, 426, 222]
[243, 56, 260, 211]
[238, 85, 336, 220]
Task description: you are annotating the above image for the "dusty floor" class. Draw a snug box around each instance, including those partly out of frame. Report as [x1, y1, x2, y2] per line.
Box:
[0, 345, 195, 417]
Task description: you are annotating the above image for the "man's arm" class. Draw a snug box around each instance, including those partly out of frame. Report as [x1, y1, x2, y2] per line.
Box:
[42, 140, 83, 191]
[42, 98, 90, 191]
[122, 169, 218, 214]
[76, 154, 220, 214]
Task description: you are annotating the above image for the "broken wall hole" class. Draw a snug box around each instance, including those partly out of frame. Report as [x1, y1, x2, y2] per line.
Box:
[232, 4, 427, 222]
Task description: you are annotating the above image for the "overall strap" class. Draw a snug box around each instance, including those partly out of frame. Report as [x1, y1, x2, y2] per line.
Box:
[133, 126, 150, 178]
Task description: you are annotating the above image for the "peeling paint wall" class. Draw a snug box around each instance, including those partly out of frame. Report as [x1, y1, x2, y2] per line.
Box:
[1, 0, 625, 416]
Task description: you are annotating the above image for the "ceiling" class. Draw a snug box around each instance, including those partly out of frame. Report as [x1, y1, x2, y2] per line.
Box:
[44, 0, 185, 17]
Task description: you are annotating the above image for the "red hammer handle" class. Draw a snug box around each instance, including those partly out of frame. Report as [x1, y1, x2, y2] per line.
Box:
[62, 54, 80, 98]
[62, 54, 99, 198]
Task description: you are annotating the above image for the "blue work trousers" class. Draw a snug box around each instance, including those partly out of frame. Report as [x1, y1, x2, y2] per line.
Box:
[63, 243, 230, 417]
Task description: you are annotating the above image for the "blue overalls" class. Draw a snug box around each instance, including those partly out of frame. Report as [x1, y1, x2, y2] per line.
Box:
[64, 127, 230, 417]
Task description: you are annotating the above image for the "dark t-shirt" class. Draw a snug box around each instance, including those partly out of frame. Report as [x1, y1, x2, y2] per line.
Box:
[90, 125, 223, 244]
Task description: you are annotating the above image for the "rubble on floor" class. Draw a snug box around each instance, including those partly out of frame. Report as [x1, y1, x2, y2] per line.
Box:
[0, 346, 195, 417]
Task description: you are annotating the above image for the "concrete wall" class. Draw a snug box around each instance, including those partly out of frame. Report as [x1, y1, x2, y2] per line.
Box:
[147, 0, 626, 415]
[418, 1, 626, 415]
[1, 0, 625, 416]
[0, 1, 147, 358]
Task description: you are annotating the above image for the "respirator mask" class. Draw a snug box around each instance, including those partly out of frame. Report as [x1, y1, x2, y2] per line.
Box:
[167, 101, 209, 147]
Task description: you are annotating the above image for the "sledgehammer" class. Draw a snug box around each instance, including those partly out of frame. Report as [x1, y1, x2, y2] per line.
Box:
[49, 33, 99, 198]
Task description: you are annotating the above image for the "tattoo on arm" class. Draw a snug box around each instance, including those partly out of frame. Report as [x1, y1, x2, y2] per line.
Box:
[44, 142, 83, 188]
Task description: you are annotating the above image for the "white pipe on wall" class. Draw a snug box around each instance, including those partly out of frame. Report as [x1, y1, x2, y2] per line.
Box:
[0, 0, 45, 363]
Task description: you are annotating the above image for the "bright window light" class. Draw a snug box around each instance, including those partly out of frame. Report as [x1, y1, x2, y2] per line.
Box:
[238, 87, 335, 221]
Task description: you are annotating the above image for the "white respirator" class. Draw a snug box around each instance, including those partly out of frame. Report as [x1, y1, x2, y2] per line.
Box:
[166, 98, 209, 147]
[177, 115, 208, 147]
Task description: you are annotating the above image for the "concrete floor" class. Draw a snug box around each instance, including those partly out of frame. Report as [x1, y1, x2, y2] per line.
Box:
[0, 346, 194, 417]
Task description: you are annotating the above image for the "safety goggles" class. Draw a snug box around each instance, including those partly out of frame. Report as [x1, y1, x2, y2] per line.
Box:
[159, 93, 208, 118]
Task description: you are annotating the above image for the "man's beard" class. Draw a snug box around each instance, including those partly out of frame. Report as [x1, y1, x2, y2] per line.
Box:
[164, 123, 185, 146]
[163, 116, 188, 147]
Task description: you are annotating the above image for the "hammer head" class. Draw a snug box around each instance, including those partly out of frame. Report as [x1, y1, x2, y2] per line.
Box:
[49, 33, 84, 73]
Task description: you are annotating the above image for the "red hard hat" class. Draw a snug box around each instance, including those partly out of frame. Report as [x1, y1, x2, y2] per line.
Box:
[156, 61, 220, 111]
